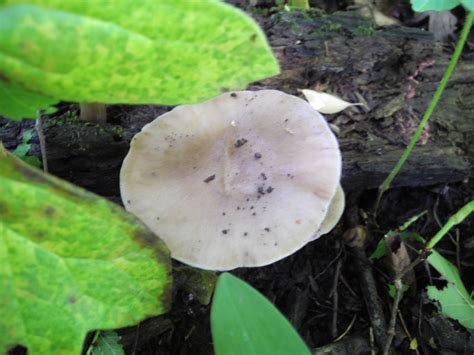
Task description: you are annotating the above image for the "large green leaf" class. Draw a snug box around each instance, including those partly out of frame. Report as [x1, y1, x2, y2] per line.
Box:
[410, 0, 461, 11]
[426, 251, 474, 329]
[211, 273, 311, 355]
[0, 0, 279, 119]
[0, 145, 171, 354]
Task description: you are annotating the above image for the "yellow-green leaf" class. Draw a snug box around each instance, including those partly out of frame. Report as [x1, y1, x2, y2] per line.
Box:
[0, 0, 279, 119]
[0, 145, 171, 354]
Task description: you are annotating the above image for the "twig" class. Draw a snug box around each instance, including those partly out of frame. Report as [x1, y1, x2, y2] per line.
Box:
[424, 261, 433, 284]
[35, 110, 48, 172]
[398, 310, 420, 355]
[351, 243, 390, 353]
[417, 297, 423, 341]
[344, 199, 392, 354]
[369, 327, 376, 355]
[340, 274, 358, 299]
[383, 279, 403, 355]
[131, 322, 140, 355]
[331, 258, 343, 338]
[334, 314, 357, 342]
[313, 333, 370, 355]
[433, 197, 454, 244]
[397, 257, 424, 282]
[313, 245, 343, 280]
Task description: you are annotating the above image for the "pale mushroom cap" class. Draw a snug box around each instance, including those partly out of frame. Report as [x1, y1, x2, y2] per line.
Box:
[120, 90, 341, 270]
[308, 184, 345, 242]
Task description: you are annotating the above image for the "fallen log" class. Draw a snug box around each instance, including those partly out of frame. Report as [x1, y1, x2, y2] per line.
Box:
[1, 12, 472, 197]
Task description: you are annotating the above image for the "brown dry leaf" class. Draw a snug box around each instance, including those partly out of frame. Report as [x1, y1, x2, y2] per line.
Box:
[385, 235, 415, 285]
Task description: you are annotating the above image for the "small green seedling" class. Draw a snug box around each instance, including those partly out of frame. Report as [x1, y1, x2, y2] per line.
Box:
[211, 273, 311, 355]
[87, 331, 125, 355]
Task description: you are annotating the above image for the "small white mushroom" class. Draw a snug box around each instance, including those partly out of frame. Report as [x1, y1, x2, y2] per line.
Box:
[120, 90, 342, 271]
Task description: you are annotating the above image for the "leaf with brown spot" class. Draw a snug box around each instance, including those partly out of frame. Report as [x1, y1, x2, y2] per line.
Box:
[0, 145, 171, 354]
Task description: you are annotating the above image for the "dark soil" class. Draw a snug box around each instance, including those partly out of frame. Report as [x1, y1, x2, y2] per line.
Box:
[2, 1, 474, 354]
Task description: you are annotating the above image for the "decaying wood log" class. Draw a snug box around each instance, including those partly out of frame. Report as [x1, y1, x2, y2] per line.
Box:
[253, 11, 473, 191]
[1, 12, 472, 198]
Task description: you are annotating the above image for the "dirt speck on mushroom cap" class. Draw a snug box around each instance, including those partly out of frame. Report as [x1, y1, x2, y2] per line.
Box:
[120, 90, 341, 270]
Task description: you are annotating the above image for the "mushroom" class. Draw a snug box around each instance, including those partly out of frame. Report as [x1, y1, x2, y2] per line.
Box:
[309, 184, 345, 241]
[120, 90, 342, 271]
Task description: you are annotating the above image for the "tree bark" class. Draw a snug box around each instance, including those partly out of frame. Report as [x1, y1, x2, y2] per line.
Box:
[252, 11, 473, 192]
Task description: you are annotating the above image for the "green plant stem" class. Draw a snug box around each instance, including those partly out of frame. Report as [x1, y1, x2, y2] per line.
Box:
[383, 279, 403, 355]
[375, 11, 474, 211]
[426, 200, 474, 250]
[394, 200, 474, 284]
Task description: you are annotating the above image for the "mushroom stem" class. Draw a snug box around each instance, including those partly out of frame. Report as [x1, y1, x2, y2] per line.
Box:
[79, 103, 107, 123]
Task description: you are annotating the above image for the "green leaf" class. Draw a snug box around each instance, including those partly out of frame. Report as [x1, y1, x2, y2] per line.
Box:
[388, 282, 409, 299]
[0, 80, 57, 121]
[20, 128, 35, 144]
[410, 0, 461, 12]
[462, 1, 474, 10]
[0, 0, 279, 119]
[12, 142, 30, 158]
[426, 251, 474, 329]
[88, 331, 125, 355]
[211, 273, 311, 355]
[0, 145, 171, 354]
